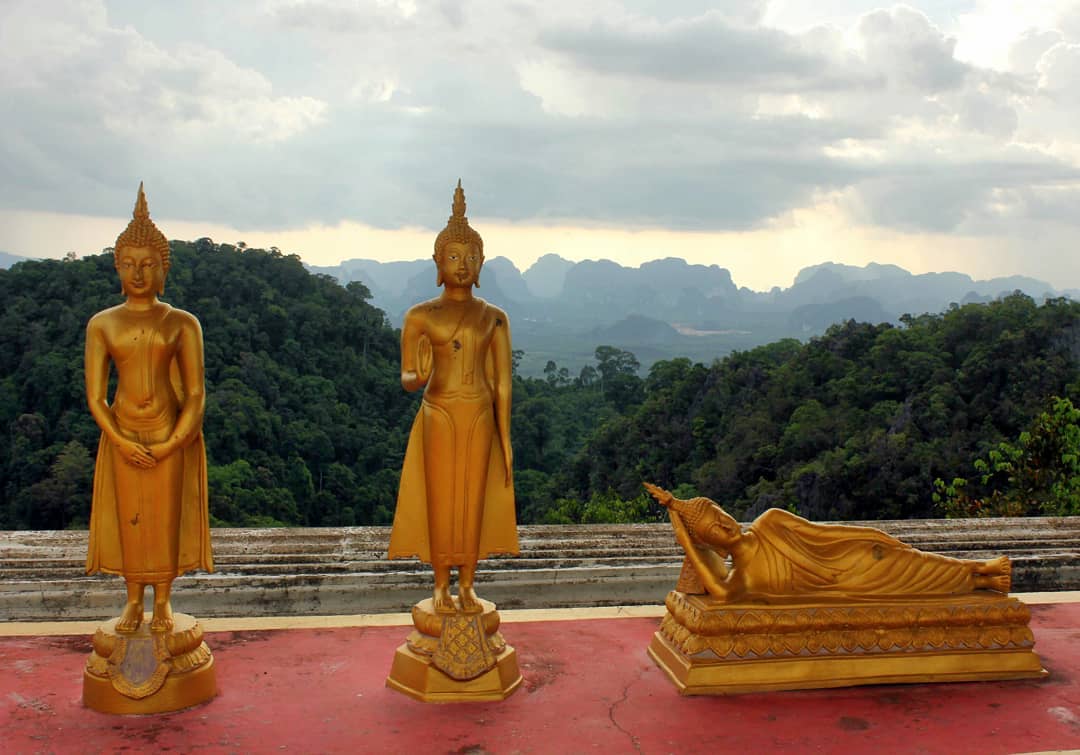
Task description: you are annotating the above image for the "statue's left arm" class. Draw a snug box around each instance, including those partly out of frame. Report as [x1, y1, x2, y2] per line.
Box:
[490, 307, 513, 484]
[149, 313, 206, 460]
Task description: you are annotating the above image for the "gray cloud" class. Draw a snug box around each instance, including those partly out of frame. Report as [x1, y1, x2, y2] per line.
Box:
[0, 0, 1078, 248]
[856, 5, 969, 91]
[847, 156, 1080, 233]
[537, 12, 869, 91]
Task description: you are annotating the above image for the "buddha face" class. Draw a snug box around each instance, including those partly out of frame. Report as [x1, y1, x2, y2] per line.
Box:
[438, 241, 482, 288]
[116, 245, 165, 297]
[692, 505, 743, 550]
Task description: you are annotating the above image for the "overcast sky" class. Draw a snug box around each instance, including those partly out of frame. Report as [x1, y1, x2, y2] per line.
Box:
[2, 0, 1079, 290]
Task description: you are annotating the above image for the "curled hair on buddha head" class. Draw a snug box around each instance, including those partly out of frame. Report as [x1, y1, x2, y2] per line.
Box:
[671, 496, 740, 540]
[114, 182, 171, 283]
[432, 179, 484, 287]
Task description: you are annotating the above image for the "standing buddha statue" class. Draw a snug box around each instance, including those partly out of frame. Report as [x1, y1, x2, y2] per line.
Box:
[386, 180, 522, 701]
[82, 183, 215, 713]
[388, 179, 518, 611]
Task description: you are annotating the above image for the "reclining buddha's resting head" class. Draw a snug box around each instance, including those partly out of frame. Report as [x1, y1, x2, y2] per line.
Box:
[643, 482, 742, 551]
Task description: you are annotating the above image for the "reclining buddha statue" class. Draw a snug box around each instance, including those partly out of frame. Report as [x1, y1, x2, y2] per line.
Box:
[643, 482, 1010, 602]
[642, 483, 1043, 695]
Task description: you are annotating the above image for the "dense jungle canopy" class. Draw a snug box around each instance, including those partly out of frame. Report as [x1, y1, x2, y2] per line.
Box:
[1, 242, 1077, 530]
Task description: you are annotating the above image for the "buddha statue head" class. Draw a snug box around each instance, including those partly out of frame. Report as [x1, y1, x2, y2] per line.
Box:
[650, 485, 743, 550]
[433, 179, 484, 288]
[114, 182, 171, 297]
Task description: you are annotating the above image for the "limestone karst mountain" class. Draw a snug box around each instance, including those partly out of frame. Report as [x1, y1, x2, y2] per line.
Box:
[309, 255, 1076, 376]
[0, 251, 29, 269]
[523, 253, 574, 298]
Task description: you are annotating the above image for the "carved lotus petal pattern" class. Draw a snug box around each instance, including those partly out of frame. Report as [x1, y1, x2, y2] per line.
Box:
[821, 632, 841, 652]
[748, 635, 771, 656]
[783, 633, 805, 655]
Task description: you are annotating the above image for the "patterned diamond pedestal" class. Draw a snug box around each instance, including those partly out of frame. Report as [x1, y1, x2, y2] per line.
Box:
[83, 613, 217, 714]
[649, 591, 1047, 695]
[386, 598, 522, 702]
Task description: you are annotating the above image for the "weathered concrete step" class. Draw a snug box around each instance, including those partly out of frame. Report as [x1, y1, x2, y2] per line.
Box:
[0, 544, 688, 565]
[0, 552, 1076, 622]
[2, 519, 1077, 621]
[0, 523, 1072, 550]
[0, 564, 682, 619]
[5, 542, 1077, 575]
[0, 555, 689, 580]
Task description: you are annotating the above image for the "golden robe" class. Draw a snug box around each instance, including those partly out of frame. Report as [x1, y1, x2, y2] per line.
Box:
[745, 509, 975, 597]
[388, 400, 518, 565]
[86, 359, 212, 581]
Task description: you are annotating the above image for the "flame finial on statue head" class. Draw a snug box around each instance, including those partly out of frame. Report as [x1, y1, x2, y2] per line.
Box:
[114, 181, 171, 277]
[133, 181, 150, 220]
[452, 178, 466, 219]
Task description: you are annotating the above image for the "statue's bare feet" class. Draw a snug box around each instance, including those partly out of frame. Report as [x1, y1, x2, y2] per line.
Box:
[433, 584, 456, 613]
[116, 600, 143, 633]
[150, 601, 174, 632]
[458, 585, 482, 614]
[975, 556, 1011, 592]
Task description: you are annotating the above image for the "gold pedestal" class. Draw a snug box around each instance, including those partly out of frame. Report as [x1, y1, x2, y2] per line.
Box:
[83, 613, 217, 714]
[649, 591, 1047, 695]
[386, 598, 522, 702]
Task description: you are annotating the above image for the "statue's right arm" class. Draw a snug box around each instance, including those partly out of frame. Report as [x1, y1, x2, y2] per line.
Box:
[399, 309, 429, 392]
[669, 511, 731, 600]
[84, 317, 156, 468]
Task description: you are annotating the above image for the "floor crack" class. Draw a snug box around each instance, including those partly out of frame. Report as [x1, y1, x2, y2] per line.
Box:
[608, 667, 646, 753]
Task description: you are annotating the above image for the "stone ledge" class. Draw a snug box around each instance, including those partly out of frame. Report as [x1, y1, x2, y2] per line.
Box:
[1, 518, 1077, 621]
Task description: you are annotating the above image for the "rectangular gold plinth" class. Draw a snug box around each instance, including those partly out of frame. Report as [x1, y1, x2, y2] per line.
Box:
[386, 644, 522, 703]
[649, 631, 1047, 695]
[650, 592, 1047, 695]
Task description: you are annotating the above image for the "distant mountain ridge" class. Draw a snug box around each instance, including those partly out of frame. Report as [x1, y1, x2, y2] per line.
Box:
[309, 255, 1078, 376]
[0, 251, 29, 269]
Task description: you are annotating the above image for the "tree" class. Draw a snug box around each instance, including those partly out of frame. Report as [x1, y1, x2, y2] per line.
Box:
[935, 396, 1080, 517]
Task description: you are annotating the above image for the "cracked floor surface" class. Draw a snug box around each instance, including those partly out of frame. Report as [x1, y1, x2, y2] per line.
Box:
[2, 604, 1080, 753]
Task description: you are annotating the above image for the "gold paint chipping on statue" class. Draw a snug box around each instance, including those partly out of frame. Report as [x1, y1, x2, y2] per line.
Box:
[386, 180, 522, 702]
[643, 483, 1047, 695]
[82, 184, 216, 714]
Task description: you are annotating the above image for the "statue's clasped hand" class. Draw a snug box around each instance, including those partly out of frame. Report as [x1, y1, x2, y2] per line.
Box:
[119, 439, 157, 468]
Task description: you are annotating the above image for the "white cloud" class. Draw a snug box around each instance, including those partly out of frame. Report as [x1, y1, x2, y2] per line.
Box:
[1, 1, 326, 147]
[0, 0, 1077, 290]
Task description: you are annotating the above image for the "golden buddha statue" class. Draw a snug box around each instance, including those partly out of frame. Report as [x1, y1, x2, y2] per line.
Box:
[386, 181, 521, 702]
[643, 483, 1010, 602]
[388, 179, 518, 612]
[643, 483, 1045, 694]
[82, 184, 215, 713]
[85, 183, 213, 630]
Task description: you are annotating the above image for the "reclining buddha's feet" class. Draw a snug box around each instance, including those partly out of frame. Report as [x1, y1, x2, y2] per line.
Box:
[974, 556, 1011, 592]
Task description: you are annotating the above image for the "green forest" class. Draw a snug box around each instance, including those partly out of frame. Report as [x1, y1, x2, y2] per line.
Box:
[1, 242, 1078, 530]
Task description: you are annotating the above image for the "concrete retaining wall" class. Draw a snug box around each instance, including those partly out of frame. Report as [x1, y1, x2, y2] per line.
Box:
[1, 518, 1078, 622]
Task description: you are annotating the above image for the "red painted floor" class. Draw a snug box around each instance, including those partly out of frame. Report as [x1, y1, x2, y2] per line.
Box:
[2, 605, 1080, 754]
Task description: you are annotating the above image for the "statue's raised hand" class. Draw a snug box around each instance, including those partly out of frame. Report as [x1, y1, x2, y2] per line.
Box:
[416, 334, 433, 382]
[643, 482, 673, 507]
